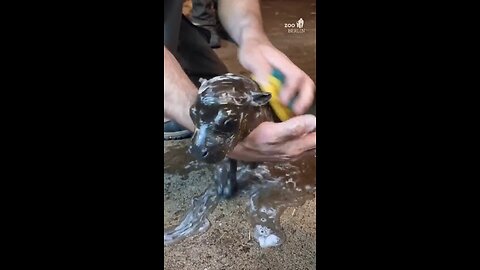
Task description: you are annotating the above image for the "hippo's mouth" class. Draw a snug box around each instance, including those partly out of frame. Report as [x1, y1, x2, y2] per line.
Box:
[189, 126, 236, 163]
[188, 145, 227, 163]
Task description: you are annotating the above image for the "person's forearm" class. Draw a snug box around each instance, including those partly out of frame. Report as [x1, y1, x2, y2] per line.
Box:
[164, 46, 197, 131]
[218, 0, 271, 46]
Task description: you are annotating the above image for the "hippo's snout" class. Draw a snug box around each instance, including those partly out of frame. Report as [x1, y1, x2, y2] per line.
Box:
[189, 145, 226, 164]
[189, 126, 228, 163]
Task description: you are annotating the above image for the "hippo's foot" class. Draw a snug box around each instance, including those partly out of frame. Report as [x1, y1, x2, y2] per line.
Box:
[216, 179, 236, 198]
[214, 158, 238, 199]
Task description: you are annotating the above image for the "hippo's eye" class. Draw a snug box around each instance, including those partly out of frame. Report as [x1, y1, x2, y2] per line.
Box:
[218, 118, 237, 133]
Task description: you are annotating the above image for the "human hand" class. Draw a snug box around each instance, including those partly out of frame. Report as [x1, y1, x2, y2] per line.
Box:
[227, 114, 316, 162]
[238, 38, 315, 115]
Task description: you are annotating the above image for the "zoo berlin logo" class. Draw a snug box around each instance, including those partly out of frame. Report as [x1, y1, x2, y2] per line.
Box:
[285, 18, 305, 33]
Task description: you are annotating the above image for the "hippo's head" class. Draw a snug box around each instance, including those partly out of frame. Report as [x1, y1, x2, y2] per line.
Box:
[189, 73, 271, 163]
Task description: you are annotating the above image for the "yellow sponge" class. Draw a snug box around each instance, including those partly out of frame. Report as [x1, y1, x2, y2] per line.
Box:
[253, 69, 294, 121]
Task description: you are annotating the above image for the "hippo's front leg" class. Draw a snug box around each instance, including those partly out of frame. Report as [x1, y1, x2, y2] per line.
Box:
[214, 158, 238, 198]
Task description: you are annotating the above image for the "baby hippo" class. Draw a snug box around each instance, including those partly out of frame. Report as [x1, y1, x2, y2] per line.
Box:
[189, 73, 276, 198]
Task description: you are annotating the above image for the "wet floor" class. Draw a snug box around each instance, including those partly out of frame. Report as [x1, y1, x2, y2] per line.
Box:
[165, 0, 317, 269]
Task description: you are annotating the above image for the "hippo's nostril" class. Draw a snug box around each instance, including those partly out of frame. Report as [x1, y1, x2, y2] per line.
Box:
[202, 151, 209, 158]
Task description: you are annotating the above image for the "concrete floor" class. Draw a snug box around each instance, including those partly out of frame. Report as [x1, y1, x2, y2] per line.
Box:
[165, 1, 317, 269]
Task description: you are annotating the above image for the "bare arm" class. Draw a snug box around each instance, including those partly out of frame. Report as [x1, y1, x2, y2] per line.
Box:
[164, 46, 197, 131]
[218, 0, 270, 47]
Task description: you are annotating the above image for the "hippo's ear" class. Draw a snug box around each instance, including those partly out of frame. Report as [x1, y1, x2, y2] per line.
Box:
[250, 92, 271, 106]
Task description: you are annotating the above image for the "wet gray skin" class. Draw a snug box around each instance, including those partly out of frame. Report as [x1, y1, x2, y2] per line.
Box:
[188, 73, 276, 197]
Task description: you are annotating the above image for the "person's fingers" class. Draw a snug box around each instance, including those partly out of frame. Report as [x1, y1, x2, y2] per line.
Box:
[228, 138, 282, 162]
[264, 132, 316, 161]
[290, 147, 317, 162]
[296, 132, 316, 152]
[228, 131, 316, 163]
[233, 120, 278, 148]
[228, 120, 316, 162]
[228, 110, 316, 148]
[279, 71, 302, 107]
[292, 76, 315, 114]
[272, 114, 316, 142]
[283, 131, 316, 159]
[231, 115, 315, 149]
[262, 49, 303, 106]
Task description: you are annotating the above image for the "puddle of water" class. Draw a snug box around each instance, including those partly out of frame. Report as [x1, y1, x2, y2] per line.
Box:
[164, 185, 219, 246]
[164, 141, 212, 179]
[238, 152, 316, 248]
[164, 143, 316, 248]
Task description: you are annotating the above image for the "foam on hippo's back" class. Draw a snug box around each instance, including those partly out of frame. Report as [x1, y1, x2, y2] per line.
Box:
[198, 73, 259, 106]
